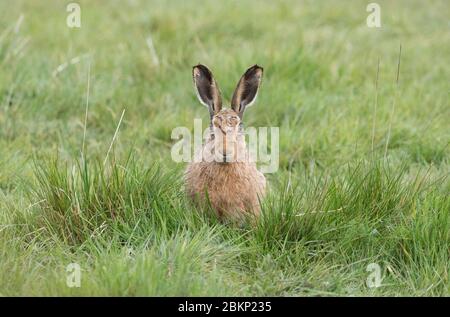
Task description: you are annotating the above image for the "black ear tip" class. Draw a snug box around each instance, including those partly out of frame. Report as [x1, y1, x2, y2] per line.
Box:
[192, 64, 213, 81]
[253, 64, 263, 71]
[193, 64, 210, 70]
[192, 64, 203, 74]
[193, 64, 213, 81]
[244, 65, 263, 79]
[248, 64, 263, 73]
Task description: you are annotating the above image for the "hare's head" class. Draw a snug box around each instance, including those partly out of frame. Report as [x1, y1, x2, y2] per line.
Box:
[192, 64, 263, 163]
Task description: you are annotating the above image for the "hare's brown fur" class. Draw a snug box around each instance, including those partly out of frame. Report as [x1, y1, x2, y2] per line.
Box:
[186, 64, 266, 222]
[185, 134, 266, 221]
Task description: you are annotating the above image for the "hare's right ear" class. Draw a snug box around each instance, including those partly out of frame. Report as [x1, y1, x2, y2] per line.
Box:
[192, 64, 222, 119]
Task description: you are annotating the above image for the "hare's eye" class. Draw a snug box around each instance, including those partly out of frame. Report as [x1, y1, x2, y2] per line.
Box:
[213, 117, 221, 126]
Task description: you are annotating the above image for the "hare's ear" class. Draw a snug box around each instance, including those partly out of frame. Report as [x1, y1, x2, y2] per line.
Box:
[231, 65, 263, 118]
[192, 64, 222, 118]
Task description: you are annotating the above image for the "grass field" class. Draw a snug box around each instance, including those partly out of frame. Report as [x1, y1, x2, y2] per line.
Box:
[0, 0, 449, 296]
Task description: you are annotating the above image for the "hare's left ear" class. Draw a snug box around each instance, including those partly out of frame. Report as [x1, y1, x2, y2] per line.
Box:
[231, 65, 263, 119]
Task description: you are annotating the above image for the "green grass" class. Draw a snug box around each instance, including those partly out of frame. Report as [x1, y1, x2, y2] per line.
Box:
[0, 0, 449, 296]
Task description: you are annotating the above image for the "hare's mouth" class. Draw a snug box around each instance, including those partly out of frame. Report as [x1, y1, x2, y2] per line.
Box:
[217, 153, 233, 164]
[222, 154, 229, 163]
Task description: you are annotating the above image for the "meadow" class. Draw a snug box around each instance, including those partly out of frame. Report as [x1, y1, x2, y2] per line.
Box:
[0, 0, 448, 296]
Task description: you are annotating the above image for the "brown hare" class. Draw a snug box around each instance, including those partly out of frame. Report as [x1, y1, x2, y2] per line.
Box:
[185, 64, 266, 223]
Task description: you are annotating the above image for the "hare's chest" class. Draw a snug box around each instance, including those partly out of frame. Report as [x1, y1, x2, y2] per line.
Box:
[200, 163, 259, 191]
[186, 162, 265, 217]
